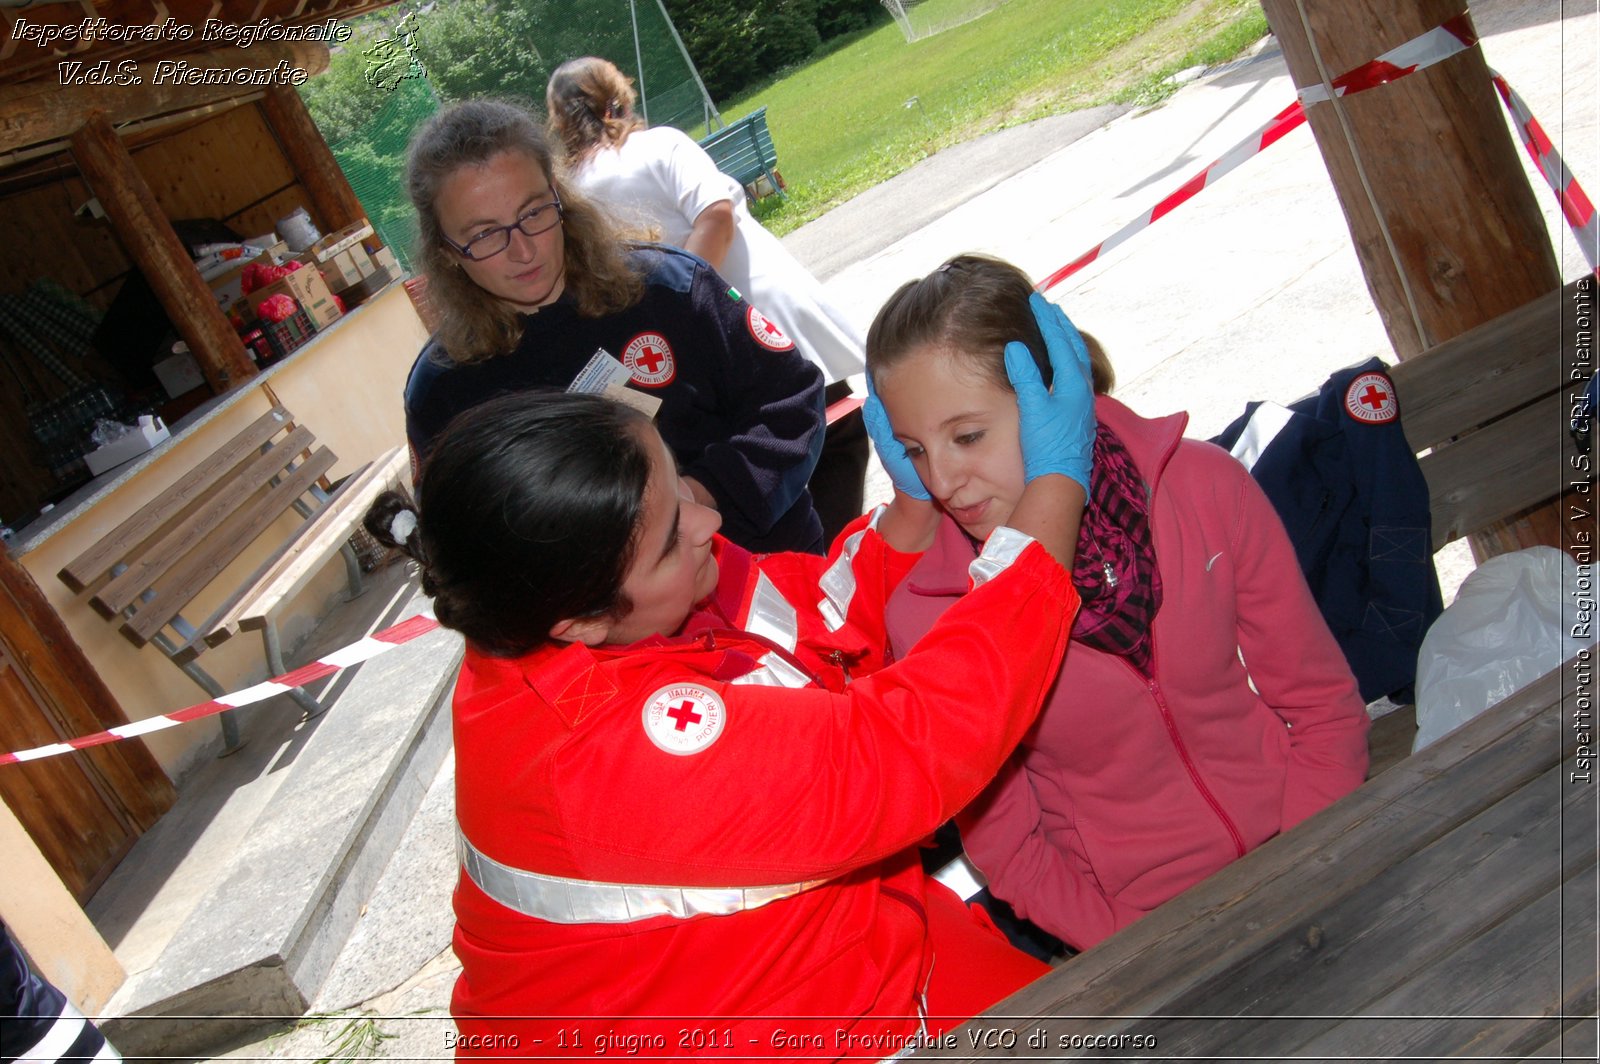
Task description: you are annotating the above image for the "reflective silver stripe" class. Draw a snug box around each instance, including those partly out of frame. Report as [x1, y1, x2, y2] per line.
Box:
[932, 853, 988, 901]
[819, 505, 882, 632]
[458, 828, 828, 923]
[730, 651, 813, 689]
[1226, 401, 1295, 473]
[969, 526, 1034, 587]
[745, 572, 798, 651]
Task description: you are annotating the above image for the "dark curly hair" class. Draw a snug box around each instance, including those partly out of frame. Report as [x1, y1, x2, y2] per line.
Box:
[365, 391, 654, 656]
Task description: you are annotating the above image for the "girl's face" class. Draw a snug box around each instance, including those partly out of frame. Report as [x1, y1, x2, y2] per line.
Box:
[564, 427, 722, 647]
[433, 150, 567, 312]
[875, 344, 1025, 542]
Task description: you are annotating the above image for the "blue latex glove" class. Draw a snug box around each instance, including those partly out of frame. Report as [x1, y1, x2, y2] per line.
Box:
[1004, 293, 1096, 492]
[863, 381, 931, 501]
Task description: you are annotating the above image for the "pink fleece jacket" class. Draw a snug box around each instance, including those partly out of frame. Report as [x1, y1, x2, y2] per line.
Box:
[885, 397, 1370, 952]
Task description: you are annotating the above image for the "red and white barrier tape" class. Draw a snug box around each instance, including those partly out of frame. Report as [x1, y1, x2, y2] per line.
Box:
[1294, 12, 1477, 106]
[1492, 72, 1600, 272]
[0, 612, 440, 767]
[1035, 99, 1310, 291]
[1037, 11, 1593, 292]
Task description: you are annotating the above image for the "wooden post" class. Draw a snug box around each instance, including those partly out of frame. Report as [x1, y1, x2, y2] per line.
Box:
[258, 85, 366, 234]
[69, 110, 256, 394]
[0, 545, 175, 825]
[1258, 0, 1568, 560]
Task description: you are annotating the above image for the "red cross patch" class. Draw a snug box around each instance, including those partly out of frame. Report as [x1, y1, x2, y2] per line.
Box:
[1343, 371, 1399, 424]
[746, 306, 795, 352]
[641, 683, 726, 755]
[623, 332, 676, 387]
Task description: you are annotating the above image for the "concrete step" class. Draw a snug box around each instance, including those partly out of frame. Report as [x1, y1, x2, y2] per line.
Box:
[86, 565, 462, 1061]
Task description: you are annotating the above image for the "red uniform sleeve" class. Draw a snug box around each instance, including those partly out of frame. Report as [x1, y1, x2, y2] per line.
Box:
[1227, 463, 1371, 826]
[754, 506, 926, 679]
[545, 539, 1079, 886]
[958, 758, 1147, 952]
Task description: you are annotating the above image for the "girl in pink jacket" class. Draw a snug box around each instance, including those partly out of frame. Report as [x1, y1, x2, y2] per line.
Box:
[867, 255, 1370, 953]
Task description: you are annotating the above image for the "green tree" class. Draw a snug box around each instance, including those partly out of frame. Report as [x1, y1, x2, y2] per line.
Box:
[753, 0, 822, 73]
[412, 0, 556, 106]
[298, 11, 403, 145]
[662, 0, 880, 101]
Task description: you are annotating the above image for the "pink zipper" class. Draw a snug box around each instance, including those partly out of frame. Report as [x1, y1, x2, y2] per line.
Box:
[1124, 653, 1247, 858]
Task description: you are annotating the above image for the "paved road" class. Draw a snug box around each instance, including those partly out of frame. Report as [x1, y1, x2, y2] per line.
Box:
[783, 103, 1132, 281]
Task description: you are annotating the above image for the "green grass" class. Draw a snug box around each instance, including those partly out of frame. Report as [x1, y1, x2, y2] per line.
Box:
[704, 0, 1269, 234]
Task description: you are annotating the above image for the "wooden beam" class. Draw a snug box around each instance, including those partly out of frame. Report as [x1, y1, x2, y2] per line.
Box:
[1257, 0, 1567, 561]
[0, 96, 261, 187]
[0, 41, 329, 156]
[70, 109, 257, 392]
[258, 85, 363, 233]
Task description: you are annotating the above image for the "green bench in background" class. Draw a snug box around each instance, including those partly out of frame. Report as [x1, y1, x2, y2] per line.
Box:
[697, 106, 787, 201]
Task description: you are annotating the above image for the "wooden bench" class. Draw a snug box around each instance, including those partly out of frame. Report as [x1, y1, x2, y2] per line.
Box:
[698, 106, 787, 201]
[954, 663, 1589, 1060]
[1364, 277, 1589, 769]
[57, 407, 409, 752]
[1389, 277, 1587, 551]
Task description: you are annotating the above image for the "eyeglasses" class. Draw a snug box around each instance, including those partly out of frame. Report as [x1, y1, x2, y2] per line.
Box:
[445, 192, 564, 260]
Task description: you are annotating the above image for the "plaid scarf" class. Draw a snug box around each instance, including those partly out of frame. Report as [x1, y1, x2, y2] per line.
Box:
[1070, 425, 1162, 673]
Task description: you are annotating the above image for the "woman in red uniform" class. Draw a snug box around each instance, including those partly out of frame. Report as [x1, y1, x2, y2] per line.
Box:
[364, 296, 1095, 1059]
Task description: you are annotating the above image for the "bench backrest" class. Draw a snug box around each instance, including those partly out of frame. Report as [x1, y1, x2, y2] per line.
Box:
[1388, 277, 1589, 552]
[58, 407, 339, 651]
[698, 107, 777, 187]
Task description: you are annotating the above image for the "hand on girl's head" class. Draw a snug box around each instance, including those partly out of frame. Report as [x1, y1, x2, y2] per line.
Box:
[863, 383, 931, 501]
[1006, 294, 1098, 492]
[1028, 293, 1095, 394]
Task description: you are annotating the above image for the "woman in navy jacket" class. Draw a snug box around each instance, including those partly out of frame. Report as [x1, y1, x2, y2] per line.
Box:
[402, 99, 827, 554]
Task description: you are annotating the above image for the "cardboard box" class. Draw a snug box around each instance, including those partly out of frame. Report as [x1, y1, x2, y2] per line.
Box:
[371, 246, 399, 273]
[153, 348, 206, 398]
[84, 416, 171, 476]
[320, 250, 365, 292]
[310, 220, 376, 263]
[247, 264, 342, 329]
[353, 246, 378, 278]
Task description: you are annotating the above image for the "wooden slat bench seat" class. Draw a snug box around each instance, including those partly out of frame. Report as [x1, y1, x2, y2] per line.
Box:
[950, 661, 1590, 1060]
[1388, 276, 1588, 552]
[1354, 277, 1591, 771]
[698, 106, 787, 200]
[58, 406, 409, 751]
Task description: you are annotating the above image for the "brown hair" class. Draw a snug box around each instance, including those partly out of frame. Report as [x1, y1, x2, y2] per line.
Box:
[865, 254, 1114, 395]
[405, 98, 644, 363]
[546, 57, 646, 166]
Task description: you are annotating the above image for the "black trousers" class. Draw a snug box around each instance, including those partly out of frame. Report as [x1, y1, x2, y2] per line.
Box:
[808, 380, 870, 547]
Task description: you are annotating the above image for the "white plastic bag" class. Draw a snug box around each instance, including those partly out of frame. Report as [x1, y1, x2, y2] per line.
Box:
[1412, 547, 1592, 752]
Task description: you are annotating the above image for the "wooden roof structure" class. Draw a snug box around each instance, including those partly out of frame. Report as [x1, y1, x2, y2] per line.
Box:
[1, 1, 401, 163]
[0, 0, 402, 393]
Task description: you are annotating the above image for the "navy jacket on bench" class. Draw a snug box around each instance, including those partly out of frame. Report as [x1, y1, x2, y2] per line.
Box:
[1212, 357, 1443, 702]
